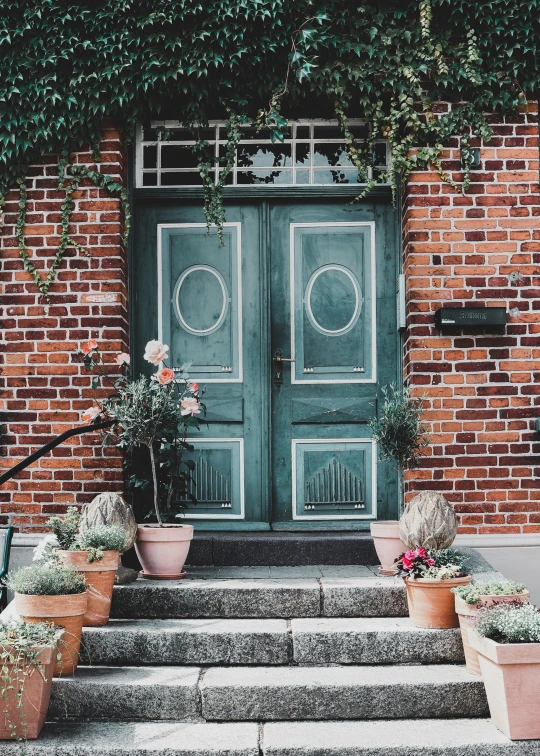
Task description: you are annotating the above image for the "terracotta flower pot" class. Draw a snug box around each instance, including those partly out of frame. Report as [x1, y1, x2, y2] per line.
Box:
[14, 592, 88, 676]
[405, 574, 472, 628]
[470, 631, 540, 740]
[56, 550, 119, 626]
[135, 524, 193, 579]
[455, 591, 530, 675]
[0, 635, 62, 740]
[370, 521, 407, 575]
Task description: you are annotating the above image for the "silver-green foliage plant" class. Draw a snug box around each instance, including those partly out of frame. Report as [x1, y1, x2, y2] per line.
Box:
[78, 525, 128, 562]
[476, 602, 540, 644]
[46, 507, 80, 551]
[7, 563, 86, 596]
[0, 620, 60, 741]
[452, 580, 528, 604]
[369, 384, 430, 472]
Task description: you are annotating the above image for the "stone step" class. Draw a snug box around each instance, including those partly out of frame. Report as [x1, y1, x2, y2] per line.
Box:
[80, 618, 463, 666]
[3, 719, 538, 754]
[111, 574, 408, 619]
[49, 664, 487, 722]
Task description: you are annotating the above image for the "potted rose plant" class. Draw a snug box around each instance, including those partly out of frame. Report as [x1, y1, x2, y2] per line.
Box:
[78, 339, 203, 579]
[47, 507, 128, 626]
[0, 619, 63, 740]
[470, 601, 540, 739]
[395, 547, 471, 628]
[7, 563, 87, 675]
[368, 384, 429, 574]
[452, 580, 529, 674]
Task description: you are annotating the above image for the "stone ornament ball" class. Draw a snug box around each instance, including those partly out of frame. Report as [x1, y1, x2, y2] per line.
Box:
[79, 492, 138, 553]
[399, 491, 457, 551]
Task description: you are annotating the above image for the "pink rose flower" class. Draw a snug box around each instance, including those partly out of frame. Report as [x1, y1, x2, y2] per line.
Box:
[115, 352, 130, 366]
[81, 339, 98, 355]
[180, 397, 201, 416]
[153, 367, 175, 385]
[188, 383, 199, 395]
[81, 405, 101, 423]
[143, 340, 169, 365]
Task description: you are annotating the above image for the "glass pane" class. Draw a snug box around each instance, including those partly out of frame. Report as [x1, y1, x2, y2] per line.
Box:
[236, 169, 292, 185]
[143, 145, 157, 169]
[236, 144, 291, 169]
[142, 127, 158, 141]
[216, 170, 234, 185]
[161, 145, 199, 169]
[314, 144, 354, 167]
[313, 125, 343, 139]
[160, 171, 203, 186]
[312, 168, 359, 184]
[295, 144, 311, 166]
[374, 168, 387, 184]
[296, 125, 310, 139]
[167, 128, 195, 141]
[142, 172, 158, 186]
[349, 123, 368, 140]
[295, 169, 310, 184]
[373, 142, 388, 167]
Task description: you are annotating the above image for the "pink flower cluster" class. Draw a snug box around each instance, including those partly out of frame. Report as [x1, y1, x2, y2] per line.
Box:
[400, 548, 435, 572]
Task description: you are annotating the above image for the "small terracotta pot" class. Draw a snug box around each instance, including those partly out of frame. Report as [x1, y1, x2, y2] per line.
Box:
[135, 524, 193, 579]
[15, 592, 88, 676]
[405, 574, 472, 628]
[56, 550, 119, 626]
[370, 521, 407, 575]
[470, 631, 540, 740]
[0, 637, 61, 740]
[455, 591, 530, 675]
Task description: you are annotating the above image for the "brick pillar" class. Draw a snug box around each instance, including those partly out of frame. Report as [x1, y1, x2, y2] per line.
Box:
[0, 127, 128, 531]
[402, 103, 540, 534]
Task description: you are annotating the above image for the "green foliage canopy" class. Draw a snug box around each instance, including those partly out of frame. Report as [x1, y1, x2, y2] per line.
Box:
[0, 0, 539, 295]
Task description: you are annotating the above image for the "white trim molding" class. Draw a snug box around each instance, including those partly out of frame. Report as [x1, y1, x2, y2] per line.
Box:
[455, 533, 540, 549]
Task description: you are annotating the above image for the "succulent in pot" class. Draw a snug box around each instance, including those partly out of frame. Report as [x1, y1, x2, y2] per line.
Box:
[7, 563, 87, 676]
[0, 619, 63, 740]
[368, 384, 429, 575]
[395, 547, 471, 628]
[452, 580, 529, 675]
[470, 602, 540, 740]
[76, 339, 205, 579]
[47, 507, 128, 626]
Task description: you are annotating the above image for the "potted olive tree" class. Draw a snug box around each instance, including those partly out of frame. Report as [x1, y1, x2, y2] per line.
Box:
[0, 619, 63, 740]
[395, 547, 471, 628]
[452, 580, 530, 675]
[78, 339, 203, 579]
[8, 563, 87, 676]
[368, 384, 430, 574]
[47, 507, 128, 626]
[471, 602, 540, 739]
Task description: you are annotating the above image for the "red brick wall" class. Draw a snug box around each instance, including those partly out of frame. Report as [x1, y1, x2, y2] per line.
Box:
[403, 103, 540, 534]
[0, 128, 128, 531]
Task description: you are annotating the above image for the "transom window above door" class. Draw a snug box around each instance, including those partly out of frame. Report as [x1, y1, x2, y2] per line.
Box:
[135, 120, 389, 188]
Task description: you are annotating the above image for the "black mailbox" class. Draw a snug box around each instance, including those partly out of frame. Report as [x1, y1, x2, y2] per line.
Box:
[435, 306, 507, 330]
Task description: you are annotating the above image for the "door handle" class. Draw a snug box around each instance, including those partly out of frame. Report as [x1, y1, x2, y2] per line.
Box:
[273, 349, 295, 385]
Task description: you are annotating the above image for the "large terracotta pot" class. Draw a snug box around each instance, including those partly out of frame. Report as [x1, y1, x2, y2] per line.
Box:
[470, 631, 540, 740]
[455, 591, 530, 675]
[370, 521, 407, 575]
[135, 524, 194, 579]
[57, 550, 119, 626]
[15, 592, 88, 676]
[0, 637, 61, 739]
[405, 574, 472, 628]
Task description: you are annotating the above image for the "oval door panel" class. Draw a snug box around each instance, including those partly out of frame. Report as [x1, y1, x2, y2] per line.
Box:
[305, 264, 362, 336]
[174, 265, 229, 335]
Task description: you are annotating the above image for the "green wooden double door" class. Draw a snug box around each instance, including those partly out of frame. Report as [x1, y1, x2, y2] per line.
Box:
[134, 199, 399, 530]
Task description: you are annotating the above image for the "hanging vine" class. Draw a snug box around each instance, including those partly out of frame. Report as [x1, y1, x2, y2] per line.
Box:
[0, 0, 538, 296]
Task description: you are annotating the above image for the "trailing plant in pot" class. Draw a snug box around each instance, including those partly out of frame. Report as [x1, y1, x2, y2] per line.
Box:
[77, 339, 204, 580]
[395, 547, 471, 628]
[47, 507, 128, 626]
[7, 563, 87, 676]
[452, 580, 529, 675]
[368, 384, 430, 574]
[471, 602, 540, 740]
[0, 619, 63, 740]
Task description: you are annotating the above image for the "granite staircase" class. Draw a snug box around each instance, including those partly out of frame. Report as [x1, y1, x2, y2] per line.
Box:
[6, 558, 539, 755]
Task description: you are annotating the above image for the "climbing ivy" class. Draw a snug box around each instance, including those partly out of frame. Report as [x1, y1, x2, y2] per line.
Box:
[0, 1, 539, 297]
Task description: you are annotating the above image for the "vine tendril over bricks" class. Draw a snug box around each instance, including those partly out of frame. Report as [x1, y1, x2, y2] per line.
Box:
[0, 0, 538, 296]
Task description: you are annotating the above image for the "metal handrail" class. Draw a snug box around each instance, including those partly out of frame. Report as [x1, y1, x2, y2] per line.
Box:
[0, 420, 113, 487]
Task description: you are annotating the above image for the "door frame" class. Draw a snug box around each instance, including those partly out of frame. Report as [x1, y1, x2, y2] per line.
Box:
[130, 181, 402, 531]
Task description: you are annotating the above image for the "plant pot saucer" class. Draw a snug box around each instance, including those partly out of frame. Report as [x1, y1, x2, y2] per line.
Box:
[139, 570, 187, 580]
[378, 566, 398, 576]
